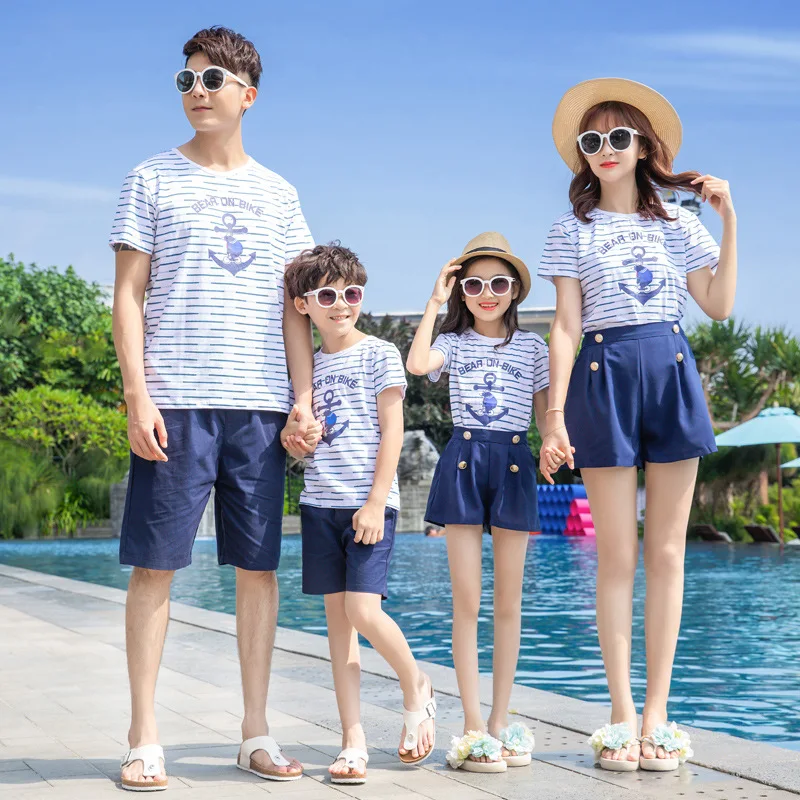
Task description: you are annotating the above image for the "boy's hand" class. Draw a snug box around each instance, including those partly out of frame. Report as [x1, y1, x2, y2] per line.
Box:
[352, 499, 385, 545]
[281, 404, 322, 458]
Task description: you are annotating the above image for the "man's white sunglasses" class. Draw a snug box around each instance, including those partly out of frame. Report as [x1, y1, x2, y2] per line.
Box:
[175, 66, 250, 94]
[577, 127, 640, 156]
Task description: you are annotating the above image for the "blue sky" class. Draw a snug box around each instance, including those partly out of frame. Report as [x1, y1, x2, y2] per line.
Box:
[2, 0, 798, 330]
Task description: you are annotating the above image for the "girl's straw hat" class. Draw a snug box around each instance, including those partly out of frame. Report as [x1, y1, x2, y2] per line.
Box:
[552, 78, 682, 174]
[454, 232, 531, 302]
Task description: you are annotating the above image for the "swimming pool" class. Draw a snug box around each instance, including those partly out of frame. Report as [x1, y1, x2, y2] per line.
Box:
[1, 535, 798, 749]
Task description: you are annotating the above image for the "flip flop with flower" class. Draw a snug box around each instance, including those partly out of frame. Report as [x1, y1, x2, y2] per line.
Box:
[498, 722, 535, 767]
[446, 731, 507, 773]
[588, 722, 641, 772]
[640, 723, 693, 772]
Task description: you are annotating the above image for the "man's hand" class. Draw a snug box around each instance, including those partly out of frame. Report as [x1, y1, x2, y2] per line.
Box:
[280, 404, 322, 460]
[126, 391, 168, 462]
[352, 499, 385, 545]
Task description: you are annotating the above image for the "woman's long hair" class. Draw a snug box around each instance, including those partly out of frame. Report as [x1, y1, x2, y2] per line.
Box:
[570, 101, 701, 223]
[438, 257, 522, 348]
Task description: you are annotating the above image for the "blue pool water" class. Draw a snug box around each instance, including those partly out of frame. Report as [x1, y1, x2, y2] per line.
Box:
[1, 535, 799, 749]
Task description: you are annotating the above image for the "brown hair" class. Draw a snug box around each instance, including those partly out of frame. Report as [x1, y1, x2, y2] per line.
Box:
[439, 257, 522, 348]
[285, 242, 368, 300]
[183, 26, 262, 89]
[570, 101, 700, 223]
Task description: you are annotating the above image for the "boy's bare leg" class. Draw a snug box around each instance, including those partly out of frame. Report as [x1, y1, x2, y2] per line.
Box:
[236, 568, 302, 776]
[122, 567, 172, 785]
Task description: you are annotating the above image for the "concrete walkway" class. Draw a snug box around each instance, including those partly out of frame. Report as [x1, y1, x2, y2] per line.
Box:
[1, 563, 799, 800]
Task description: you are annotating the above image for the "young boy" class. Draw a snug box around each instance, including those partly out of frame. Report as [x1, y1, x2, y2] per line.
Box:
[281, 243, 436, 785]
[110, 26, 316, 791]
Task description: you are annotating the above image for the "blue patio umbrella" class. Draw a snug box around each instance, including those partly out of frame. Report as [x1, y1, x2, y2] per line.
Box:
[782, 457, 800, 469]
[715, 406, 800, 543]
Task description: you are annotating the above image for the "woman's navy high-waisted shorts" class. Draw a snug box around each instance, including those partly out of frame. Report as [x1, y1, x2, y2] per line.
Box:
[425, 427, 539, 533]
[566, 321, 717, 469]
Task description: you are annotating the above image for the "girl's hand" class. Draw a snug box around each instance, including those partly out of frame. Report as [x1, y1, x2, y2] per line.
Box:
[540, 424, 575, 485]
[691, 174, 735, 221]
[430, 259, 462, 307]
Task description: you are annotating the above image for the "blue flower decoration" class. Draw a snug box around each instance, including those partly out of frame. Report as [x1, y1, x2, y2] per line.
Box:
[499, 722, 535, 755]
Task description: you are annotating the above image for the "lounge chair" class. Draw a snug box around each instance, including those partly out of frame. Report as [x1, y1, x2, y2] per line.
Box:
[691, 524, 732, 543]
[744, 524, 781, 544]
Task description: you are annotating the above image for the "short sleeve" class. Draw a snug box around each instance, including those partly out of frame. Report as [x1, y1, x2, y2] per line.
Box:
[429, 333, 455, 383]
[374, 343, 407, 399]
[284, 185, 315, 265]
[683, 210, 720, 273]
[530, 335, 550, 395]
[539, 218, 580, 283]
[109, 170, 156, 254]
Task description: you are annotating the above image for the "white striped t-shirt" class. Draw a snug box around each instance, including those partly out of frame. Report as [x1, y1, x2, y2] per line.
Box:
[300, 336, 407, 510]
[429, 329, 549, 432]
[108, 149, 314, 410]
[538, 206, 720, 332]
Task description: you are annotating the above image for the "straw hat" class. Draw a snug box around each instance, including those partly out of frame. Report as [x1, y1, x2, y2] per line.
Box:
[552, 78, 682, 174]
[453, 232, 531, 303]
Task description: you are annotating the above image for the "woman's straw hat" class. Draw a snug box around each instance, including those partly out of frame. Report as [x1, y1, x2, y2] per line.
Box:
[552, 78, 682, 173]
[453, 232, 530, 303]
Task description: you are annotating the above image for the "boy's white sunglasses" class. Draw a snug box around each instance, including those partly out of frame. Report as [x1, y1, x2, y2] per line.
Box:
[460, 275, 516, 297]
[303, 285, 365, 307]
[577, 127, 640, 156]
[175, 66, 251, 94]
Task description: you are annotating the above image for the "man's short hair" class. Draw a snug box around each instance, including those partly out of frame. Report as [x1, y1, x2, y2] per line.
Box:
[285, 243, 368, 300]
[183, 26, 262, 89]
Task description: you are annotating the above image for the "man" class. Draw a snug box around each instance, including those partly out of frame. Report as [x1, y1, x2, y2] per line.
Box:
[110, 26, 316, 791]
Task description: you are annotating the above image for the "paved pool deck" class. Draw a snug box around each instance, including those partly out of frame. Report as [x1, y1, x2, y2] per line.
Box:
[1, 563, 799, 800]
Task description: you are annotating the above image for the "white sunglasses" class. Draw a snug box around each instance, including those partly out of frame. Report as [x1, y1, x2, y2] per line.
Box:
[303, 285, 365, 307]
[175, 66, 250, 94]
[460, 275, 517, 297]
[577, 127, 640, 156]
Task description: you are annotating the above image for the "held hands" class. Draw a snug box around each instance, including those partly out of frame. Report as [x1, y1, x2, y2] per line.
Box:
[280, 404, 322, 460]
[539, 412, 575, 485]
[690, 174, 735, 221]
[429, 258, 462, 308]
[126, 392, 168, 462]
[352, 499, 385, 546]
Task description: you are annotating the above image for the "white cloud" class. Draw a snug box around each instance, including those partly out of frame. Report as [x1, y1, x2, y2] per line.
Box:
[0, 176, 117, 204]
[643, 32, 800, 63]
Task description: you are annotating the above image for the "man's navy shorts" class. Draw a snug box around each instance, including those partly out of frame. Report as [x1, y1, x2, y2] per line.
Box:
[120, 409, 287, 571]
[300, 505, 398, 599]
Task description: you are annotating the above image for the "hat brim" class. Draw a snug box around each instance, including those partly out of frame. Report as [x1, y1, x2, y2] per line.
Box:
[552, 78, 682, 174]
[453, 249, 531, 303]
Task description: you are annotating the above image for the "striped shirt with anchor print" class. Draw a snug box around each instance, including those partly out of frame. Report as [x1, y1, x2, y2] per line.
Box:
[300, 336, 407, 510]
[109, 148, 314, 410]
[429, 328, 549, 432]
[538, 205, 720, 333]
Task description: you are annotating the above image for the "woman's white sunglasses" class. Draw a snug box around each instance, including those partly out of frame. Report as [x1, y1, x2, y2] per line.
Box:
[577, 127, 640, 156]
[175, 66, 251, 94]
[303, 285, 365, 307]
[460, 275, 517, 297]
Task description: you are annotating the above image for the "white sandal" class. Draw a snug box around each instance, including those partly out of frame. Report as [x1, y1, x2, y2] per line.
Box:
[446, 731, 507, 773]
[120, 744, 168, 792]
[588, 723, 640, 772]
[237, 735, 303, 782]
[330, 748, 369, 785]
[398, 686, 436, 765]
[640, 723, 693, 772]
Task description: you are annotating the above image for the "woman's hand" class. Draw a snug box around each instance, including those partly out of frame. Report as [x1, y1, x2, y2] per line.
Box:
[430, 259, 462, 307]
[691, 174, 735, 221]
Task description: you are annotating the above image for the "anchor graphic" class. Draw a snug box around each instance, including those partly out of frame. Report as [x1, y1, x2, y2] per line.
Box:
[466, 372, 510, 426]
[317, 389, 350, 445]
[208, 213, 256, 275]
[618, 245, 665, 305]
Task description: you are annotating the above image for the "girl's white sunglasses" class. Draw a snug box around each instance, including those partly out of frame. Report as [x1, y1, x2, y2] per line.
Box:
[577, 127, 640, 156]
[303, 285, 365, 307]
[460, 275, 516, 297]
[175, 66, 251, 94]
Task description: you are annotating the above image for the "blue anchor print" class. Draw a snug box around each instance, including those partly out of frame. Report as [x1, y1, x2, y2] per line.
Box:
[208, 213, 257, 275]
[466, 372, 510, 426]
[317, 389, 350, 445]
[617, 245, 666, 305]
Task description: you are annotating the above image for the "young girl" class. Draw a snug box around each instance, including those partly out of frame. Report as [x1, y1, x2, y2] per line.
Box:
[539, 79, 736, 772]
[407, 232, 547, 773]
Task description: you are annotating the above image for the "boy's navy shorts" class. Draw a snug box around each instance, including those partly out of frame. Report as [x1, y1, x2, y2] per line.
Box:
[425, 427, 539, 533]
[300, 505, 398, 599]
[565, 321, 717, 469]
[120, 409, 287, 571]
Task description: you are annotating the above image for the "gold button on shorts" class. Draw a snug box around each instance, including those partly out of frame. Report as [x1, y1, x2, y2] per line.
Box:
[594, 333, 604, 343]
[590, 361, 599, 371]
[672, 324, 680, 334]
[463, 431, 472, 440]
[509, 464, 519, 473]
[676, 352, 684, 363]
[511, 435, 520, 444]
[458, 461, 467, 470]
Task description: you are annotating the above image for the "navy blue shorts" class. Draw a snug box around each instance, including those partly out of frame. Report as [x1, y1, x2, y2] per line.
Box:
[120, 409, 288, 571]
[300, 505, 397, 599]
[565, 322, 717, 469]
[425, 428, 539, 533]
